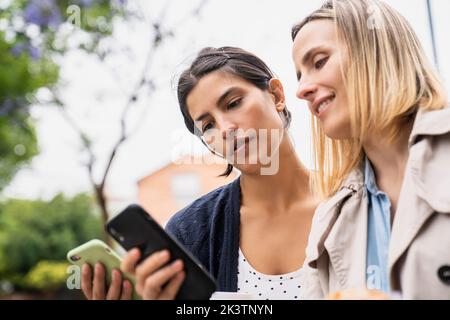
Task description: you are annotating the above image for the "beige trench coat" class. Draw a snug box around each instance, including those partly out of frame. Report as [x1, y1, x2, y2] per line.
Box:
[301, 107, 450, 299]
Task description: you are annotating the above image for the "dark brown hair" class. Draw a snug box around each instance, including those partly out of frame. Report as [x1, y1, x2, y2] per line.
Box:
[177, 46, 291, 176]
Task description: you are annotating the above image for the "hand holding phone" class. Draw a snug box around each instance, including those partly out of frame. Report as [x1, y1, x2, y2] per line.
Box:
[121, 247, 186, 300]
[106, 204, 217, 300]
[67, 239, 138, 300]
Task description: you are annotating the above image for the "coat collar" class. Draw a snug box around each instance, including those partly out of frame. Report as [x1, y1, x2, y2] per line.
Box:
[409, 106, 450, 147]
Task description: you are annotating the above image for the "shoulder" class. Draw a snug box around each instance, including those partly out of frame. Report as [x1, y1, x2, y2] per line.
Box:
[305, 169, 365, 267]
[409, 106, 450, 145]
[409, 107, 450, 212]
[309, 185, 359, 232]
[165, 177, 240, 244]
[312, 165, 364, 231]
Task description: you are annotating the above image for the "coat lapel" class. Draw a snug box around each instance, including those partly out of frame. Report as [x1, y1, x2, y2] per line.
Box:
[388, 162, 435, 273]
[390, 107, 450, 275]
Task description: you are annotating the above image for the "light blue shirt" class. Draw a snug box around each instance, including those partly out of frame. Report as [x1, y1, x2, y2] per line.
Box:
[365, 158, 391, 293]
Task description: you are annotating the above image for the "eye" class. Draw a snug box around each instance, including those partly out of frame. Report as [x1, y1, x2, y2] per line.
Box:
[202, 121, 215, 133]
[314, 56, 329, 69]
[227, 98, 242, 110]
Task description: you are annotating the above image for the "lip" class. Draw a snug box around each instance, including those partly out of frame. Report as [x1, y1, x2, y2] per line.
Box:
[228, 136, 252, 156]
[310, 94, 336, 117]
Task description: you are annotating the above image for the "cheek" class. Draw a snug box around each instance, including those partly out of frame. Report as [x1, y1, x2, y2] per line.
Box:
[324, 101, 352, 139]
[244, 101, 272, 128]
[330, 64, 345, 88]
[333, 73, 351, 136]
[329, 62, 350, 121]
[261, 99, 285, 129]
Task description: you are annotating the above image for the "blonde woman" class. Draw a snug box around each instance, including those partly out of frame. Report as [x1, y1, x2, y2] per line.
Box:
[291, 0, 450, 299]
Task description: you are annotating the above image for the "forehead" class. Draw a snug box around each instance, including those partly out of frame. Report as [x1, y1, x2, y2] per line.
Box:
[292, 19, 337, 63]
[186, 71, 254, 117]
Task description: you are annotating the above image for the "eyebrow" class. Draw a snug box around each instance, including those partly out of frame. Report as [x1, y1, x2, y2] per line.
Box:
[194, 87, 241, 122]
[296, 46, 327, 81]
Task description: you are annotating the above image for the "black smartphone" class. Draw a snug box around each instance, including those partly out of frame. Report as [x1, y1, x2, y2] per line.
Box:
[106, 204, 217, 300]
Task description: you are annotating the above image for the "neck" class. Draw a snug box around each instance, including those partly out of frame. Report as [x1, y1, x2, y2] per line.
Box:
[363, 121, 413, 182]
[239, 134, 311, 213]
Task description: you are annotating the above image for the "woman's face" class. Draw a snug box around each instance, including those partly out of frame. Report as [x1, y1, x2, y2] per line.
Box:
[292, 19, 351, 139]
[186, 70, 286, 174]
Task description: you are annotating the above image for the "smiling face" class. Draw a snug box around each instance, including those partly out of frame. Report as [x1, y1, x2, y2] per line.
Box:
[292, 19, 351, 140]
[186, 70, 286, 174]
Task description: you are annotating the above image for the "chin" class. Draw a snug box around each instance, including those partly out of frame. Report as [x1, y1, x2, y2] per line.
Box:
[323, 121, 352, 140]
[234, 163, 263, 176]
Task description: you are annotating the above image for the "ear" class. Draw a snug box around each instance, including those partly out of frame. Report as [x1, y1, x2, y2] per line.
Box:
[268, 78, 286, 112]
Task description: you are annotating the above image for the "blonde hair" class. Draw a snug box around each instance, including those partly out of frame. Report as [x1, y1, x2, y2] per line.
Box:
[292, 0, 448, 199]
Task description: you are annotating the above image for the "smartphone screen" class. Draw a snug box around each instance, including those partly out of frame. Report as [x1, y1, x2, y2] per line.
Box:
[106, 204, 217, 300]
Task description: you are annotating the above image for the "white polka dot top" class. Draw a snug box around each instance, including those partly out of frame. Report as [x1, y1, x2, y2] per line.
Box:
[236, 248, 304, 300]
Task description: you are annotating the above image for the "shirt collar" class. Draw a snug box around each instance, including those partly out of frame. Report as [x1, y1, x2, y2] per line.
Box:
[364, 156, 381, 196]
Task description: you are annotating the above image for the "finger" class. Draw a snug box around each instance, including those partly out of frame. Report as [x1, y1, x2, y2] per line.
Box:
[135, 250, 171, 292]
[106, 269, 122, 300]
[159, 271, 185, 300]
[121, 248, 141, 274]
[141, 260, 183, 300]
[92, 263, 106, 300]
[81, 264, 93, 300]
[120, 280, 133, 300]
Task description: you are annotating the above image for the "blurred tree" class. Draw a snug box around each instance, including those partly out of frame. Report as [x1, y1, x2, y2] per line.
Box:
[56, 0, 210, 244]
[0, 0, 130, 242]
[0, 193, 103, 293]
[1, 0, 209, 245]
[0, 32, 56, 190]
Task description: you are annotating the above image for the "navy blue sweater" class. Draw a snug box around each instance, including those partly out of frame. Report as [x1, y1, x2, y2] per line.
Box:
[165, 177, 241, 292]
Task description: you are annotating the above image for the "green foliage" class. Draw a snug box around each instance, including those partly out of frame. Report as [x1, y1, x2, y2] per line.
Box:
[0, 34, 56, 190]
[0, 35, 59, 98]
[0, 193, 104, 291]
[23, 260, 69, 291]
[0, 0, 129, 190]
[0, 116, 38, 190]
[0, 0, 133, 295]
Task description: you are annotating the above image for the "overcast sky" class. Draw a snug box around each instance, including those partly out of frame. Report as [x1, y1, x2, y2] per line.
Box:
[3, 0, 450, 205]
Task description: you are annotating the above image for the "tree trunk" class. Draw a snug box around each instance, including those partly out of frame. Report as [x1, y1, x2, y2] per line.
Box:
[94, 185, 112, 246]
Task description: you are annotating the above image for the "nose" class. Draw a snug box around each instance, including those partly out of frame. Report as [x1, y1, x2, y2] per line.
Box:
[221, 124, 238, 140]
[296, 81, 318, 102]
[218, 117, 238, 140]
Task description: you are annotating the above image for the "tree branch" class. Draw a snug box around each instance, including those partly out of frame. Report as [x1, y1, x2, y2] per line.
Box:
[58, 0, 210, 224]
[58, 106, 97, 189]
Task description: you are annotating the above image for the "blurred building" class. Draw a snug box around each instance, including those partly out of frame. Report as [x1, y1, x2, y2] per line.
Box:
[136, 155, 238, 226]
